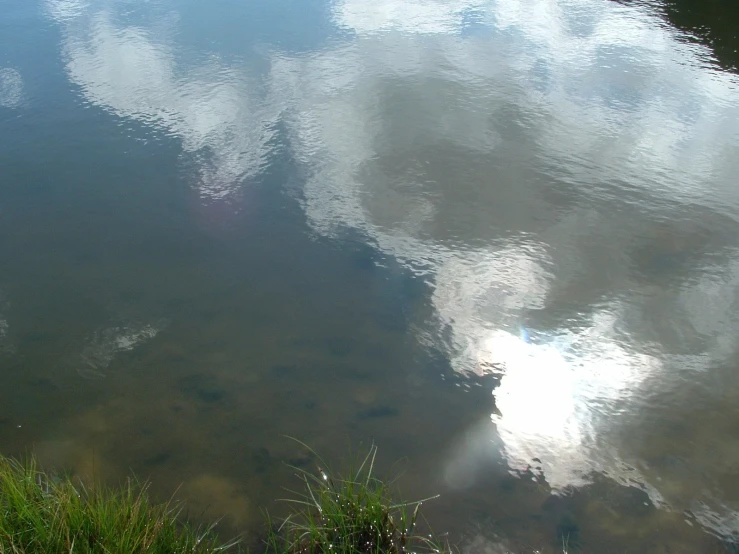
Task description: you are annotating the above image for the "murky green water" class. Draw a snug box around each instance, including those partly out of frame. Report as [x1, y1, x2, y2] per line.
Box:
[2, 0, 739, 551]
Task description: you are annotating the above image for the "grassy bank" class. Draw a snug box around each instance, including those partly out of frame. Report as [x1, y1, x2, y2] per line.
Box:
[0, 445, 447, 554]
[266, 443, 448, 554]
[0, 455, 233, 553]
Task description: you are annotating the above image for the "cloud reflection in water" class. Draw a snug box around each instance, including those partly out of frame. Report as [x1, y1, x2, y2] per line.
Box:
[0, 68, 25, 108]
[48, 0, 280, 201]
[45, 0, 739, 538]
[294, 0, 739, 536]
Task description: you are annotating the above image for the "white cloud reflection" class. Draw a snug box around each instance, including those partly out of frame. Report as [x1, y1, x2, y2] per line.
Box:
[0, 295, 14, 354]
[334, 0, 490, 34]
[46, 0, 739, 538]
[0, 68, 25, 108]
[48, 0, 280, 201]
[78, 321, 164, 378]
[483, 316, 659, 489]
[283, 0, 739, 535]
[0, 318, 9, 352]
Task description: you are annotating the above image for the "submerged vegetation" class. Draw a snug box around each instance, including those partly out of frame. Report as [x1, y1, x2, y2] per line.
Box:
[0, 455, 233, 554]
[0, 445, 449, 554]
[267, 442, 449, 554]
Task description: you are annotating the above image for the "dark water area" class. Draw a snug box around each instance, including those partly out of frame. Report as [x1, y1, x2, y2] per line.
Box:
[2, 0, 739, 552]
[639, 0, 739, 72]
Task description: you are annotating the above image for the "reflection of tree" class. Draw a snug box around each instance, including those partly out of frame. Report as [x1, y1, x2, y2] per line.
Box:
[651, 0, 739, 72]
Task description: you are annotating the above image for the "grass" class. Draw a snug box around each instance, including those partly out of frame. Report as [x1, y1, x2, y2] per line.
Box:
[0, 444, 450, 554]
[266, 441, 450, 554]
[0, 454, 237, 554]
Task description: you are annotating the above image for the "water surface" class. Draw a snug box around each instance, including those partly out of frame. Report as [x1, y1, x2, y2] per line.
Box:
[1, 0, 739, 551]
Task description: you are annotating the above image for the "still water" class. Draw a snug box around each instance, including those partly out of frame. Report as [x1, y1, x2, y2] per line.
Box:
[2, 0, 739, 551]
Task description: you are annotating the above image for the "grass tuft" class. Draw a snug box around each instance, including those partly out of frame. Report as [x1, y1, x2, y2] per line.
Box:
[266, 441, 450, 554]
[0, 454, 237, 554]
